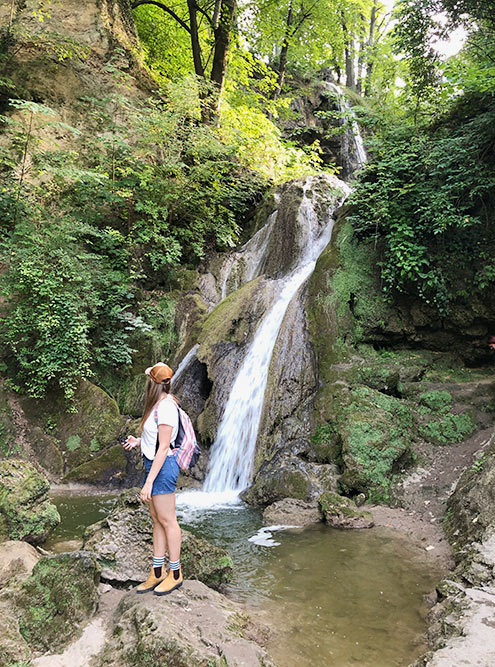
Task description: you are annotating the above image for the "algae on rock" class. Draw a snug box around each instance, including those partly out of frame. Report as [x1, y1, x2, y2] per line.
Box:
[17, 551, 100, 653]
[0, 459, 60, 545]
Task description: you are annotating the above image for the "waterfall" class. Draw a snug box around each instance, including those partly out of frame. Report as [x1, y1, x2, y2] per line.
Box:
[202, 175, 350, 497]
[219, 204, 279, 300]
[324, 82, 367, 174]
[172, 344, 199, 386]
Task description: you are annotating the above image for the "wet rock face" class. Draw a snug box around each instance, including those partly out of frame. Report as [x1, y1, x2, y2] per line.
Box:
[318, 492, 374, 529]
[97, 580, 273, 667]
[83, 489, 233, 589]
[17, 551, 100, 653]
[0, 460, 60, 545]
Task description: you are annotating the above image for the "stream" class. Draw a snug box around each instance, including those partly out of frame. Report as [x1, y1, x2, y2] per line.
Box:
[46, 492, 443, 667]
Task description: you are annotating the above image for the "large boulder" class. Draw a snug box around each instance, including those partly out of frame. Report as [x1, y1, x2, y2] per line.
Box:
[242, 454, 338, 506]
[0, 459, 60, 544]
[0, 540, 41, 588]
[97, 580, 273, 667]
[444, 431, 495, 555]
[16, 551, 100, 653]
[20, 380, 124, 475]
[83, 489, 233, 589]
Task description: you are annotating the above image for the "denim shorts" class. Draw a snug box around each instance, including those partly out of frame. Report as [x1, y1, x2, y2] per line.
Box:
[142, 454, 180, 495]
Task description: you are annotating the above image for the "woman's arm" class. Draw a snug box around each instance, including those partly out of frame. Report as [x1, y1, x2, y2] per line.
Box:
[140, 424, 173, 503]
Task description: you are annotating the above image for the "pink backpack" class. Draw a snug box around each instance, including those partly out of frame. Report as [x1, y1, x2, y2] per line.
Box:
[154, 403, 201, 470]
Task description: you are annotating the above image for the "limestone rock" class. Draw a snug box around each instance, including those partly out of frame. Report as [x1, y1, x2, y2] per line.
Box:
[0, 459, 60, 544]
[319, 492, 374, 529]
[83, 489, 233, 588]
[263, 498, 322, 527]
[242, 454, 338, 506]
[444, 430, 495, 552]
[97, 580, 273, 667]
[17, 551, 100, 653]
[0, 540, 41, 588]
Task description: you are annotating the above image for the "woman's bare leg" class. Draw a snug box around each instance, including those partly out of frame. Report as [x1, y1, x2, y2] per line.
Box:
[149, 497, 167, 559]
[151, 493, 181, 562]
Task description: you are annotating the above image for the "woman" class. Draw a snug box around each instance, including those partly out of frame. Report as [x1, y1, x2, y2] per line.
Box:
[122, 362, 183, 595]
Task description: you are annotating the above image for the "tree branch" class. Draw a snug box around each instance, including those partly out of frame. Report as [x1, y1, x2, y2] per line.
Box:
[131, 0, 191, 33]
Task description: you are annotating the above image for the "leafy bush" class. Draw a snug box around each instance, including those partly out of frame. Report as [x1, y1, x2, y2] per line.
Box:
[419, 390, 453, 413]
[348, 100, 495, 313]
[419, 413, 476, 445]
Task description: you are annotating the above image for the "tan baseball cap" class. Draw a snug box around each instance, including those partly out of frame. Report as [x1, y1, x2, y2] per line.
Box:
[145, 362, 174, 384]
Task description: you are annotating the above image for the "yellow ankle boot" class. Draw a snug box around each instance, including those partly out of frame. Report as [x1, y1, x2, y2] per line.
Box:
[136, 567, 167, 594]
[153, 567, 183, 596]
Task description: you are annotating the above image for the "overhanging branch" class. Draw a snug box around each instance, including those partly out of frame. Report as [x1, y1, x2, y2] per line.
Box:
[131, 0, 191, 33]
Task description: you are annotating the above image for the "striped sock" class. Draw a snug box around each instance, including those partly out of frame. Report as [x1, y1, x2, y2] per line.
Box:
[169, 559, 181, 580]
[153, 555, 165, 578]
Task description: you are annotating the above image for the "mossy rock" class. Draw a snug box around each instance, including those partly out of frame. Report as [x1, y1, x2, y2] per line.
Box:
[63, 444, 131, 485]
[335, 386, 414, 500]
[197, 276, 271, 357]
[0, 380, 18, 459]
[444, 434, 495, 553]
[119, 373, 147, 417]
[17, 551, 100, 653]
[26, 426, 64, 477]
[319, 491, 374, 529]
[20, 380, 123, 472]
[0, 459, 60, 545]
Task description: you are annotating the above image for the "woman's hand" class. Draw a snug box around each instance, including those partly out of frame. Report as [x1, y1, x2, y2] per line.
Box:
[140, 481, 152, 503]
[122, 435, 139, 451]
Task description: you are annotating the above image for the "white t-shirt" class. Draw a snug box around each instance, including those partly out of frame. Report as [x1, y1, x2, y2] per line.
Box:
[140, 397, 179, 460]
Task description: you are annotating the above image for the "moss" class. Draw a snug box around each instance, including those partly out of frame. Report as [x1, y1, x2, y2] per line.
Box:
[198, 276, 266, 352]
[63, 444, 127, 484]
[0, 459, 60, 544]
[318, 491, 374, 525]
[311, 423, 342, 464]
[18, 552, 100, 653]
[419, 413, 476, 446]
[419, 390, 453, 413]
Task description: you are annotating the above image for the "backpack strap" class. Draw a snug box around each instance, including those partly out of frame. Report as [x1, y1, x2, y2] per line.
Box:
[154, 400, 181, 453]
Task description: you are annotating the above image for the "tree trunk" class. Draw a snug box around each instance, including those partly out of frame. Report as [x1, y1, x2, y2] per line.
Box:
[364, 0, 378, 96]
[186, 0, 205, 79]
[273, 2, 293, 100]
[345, 39, 355, 89]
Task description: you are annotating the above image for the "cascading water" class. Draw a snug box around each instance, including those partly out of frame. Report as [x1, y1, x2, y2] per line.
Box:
[202, 176, 351, 499]
[325, 82, 367, 175]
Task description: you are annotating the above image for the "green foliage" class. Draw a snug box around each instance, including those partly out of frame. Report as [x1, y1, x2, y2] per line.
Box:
[419, 413, 476, 445]
[348, 103, 495, 312]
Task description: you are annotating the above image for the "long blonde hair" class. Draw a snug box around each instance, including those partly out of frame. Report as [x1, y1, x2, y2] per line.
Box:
[140, 377, 171, 430]
[140, 377, 180, 430]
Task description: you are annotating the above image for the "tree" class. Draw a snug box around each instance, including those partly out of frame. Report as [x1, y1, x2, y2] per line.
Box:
[132, 0, 236, 122]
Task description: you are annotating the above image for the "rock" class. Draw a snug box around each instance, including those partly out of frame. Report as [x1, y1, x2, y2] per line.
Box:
[355, 493, 366, 507]
[318, 492, 374, 529]
[0, 540, 41, 587]
[83, 489, 233, 589]
[17, 551, 100, 653]
[0, 589, 31, 665]
[97, 580, 273, 667]
[21, 380, 123, 472]
[63, 444, 141, 487]
[0, 459, 60, 544]
[263, 498, 322, 526]
[242, 454, 338, 506]
[444, 430, 495, 553]
[336, 386, 414, 498]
